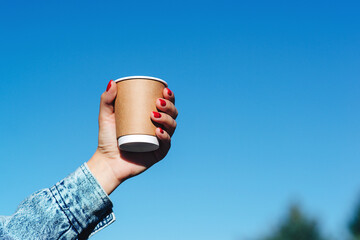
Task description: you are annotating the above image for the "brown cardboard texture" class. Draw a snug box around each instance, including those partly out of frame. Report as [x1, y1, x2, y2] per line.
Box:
[115, 79, 165, 138]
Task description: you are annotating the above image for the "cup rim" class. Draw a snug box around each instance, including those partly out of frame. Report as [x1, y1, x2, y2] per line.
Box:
[114, 76, 168, 86]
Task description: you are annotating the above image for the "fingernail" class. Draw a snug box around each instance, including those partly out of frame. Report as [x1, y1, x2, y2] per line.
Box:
[167, 88, 173, 96]
[159, 99, 166, 107]
[153, 111, 161, 118]
[106, 80, 113, 92]
[159, 128, 164, 134]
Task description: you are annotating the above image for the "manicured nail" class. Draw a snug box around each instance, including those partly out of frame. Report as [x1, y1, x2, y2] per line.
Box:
[167, 88, 173, 96]
[106, 80, 113, 92]
[159, 128, 164, 134]
[159, 99, 166, 107]
[153, 111, 161, 118]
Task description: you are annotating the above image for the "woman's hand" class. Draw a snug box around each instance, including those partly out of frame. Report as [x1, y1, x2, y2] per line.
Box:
[87, 80, 178, 194]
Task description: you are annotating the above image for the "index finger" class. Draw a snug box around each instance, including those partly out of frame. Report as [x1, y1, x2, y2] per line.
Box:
[163, 87, 175, 104]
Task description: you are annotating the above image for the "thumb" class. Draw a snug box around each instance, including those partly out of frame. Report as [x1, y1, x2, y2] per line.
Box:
[99, 80, 117, 120]
[97, 80, 119, 156]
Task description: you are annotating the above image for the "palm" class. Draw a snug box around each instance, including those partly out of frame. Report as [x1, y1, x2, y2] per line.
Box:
[97, 108, 166, 181]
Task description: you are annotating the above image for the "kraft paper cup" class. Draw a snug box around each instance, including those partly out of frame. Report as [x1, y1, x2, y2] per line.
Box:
[114, 76, 168, 152]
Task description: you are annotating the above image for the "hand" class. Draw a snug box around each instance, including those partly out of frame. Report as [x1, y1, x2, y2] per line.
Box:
[87, 80, 178, 194]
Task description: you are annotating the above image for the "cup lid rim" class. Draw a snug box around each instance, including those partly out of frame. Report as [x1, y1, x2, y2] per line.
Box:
[114, 76, 168, 86]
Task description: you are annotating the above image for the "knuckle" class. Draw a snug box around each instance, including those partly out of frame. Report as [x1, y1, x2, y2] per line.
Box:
[164, 99, 170, 107]
[174, 109, 179, 119]
[165, 114, 171, 124]
[167, 103, 177, 118]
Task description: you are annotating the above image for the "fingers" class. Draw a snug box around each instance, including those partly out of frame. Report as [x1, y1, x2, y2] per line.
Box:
[151, 87, 177, 137]
[152, 87, 176, 160]
[154, 127, 171, 160]
[151, 111, 177, 136]
[163, 87, 175, 104]
[156, 98, 178, 120]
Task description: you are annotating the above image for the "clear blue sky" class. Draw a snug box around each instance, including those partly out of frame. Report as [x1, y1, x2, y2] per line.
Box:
[0, 0, 359, 239]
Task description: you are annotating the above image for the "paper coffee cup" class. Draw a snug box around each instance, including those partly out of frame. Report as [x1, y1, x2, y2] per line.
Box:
[114, 76, 168, 152]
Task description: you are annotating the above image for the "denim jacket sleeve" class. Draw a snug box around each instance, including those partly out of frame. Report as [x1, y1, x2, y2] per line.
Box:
[0, 163, 116, 240]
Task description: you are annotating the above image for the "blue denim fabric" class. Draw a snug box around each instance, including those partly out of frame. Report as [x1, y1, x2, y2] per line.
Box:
[0, 163, 115, 240]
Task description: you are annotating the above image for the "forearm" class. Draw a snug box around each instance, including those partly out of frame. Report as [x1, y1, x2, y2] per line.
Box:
[0, 164, 115, 240]
[1, 188, 76, 239]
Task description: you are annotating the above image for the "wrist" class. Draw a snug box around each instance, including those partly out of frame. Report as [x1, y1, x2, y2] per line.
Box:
[87, 150, 123, 195]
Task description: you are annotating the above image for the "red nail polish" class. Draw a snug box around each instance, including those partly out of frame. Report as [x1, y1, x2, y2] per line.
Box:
[153, 111, 161, 118]
[167, 88, 173, 96]
[159, 128, 164, 134]
[106, 80, 113, 92]
[159, 99, 166, 107]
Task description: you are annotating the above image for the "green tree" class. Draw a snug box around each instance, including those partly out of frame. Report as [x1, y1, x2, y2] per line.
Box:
[349, 201, 360, 240]
[259, 205, 329, 240]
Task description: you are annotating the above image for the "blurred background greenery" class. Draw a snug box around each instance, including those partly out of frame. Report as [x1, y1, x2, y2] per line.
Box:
[253, 200, 360, 240]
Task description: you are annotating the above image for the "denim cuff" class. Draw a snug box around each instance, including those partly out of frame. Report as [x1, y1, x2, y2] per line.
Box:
[50, 163, 115, 237]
